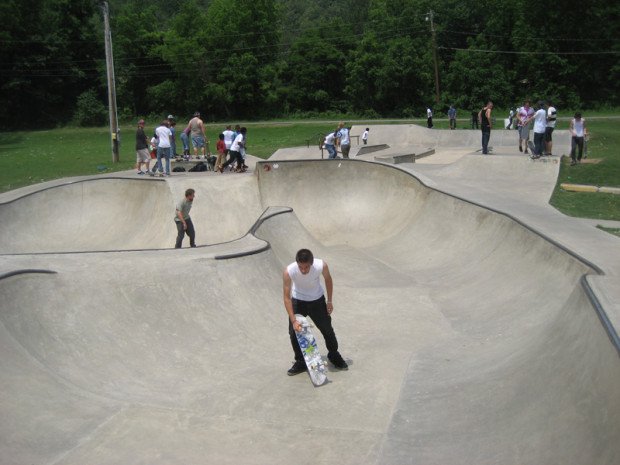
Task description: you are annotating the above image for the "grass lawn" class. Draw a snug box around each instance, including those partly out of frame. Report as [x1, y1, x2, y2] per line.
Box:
[549, 118, 620, 221]
[1, 118, 619, 222]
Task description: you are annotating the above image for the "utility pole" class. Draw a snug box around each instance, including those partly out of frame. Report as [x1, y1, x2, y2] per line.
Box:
[426, 10, 440, 105]
[102, 1, 120, 163]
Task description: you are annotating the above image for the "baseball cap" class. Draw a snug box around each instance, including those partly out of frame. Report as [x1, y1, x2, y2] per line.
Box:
[167, 114, 174, 119]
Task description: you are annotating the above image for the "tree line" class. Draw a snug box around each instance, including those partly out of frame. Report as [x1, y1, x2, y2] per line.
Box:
[1, 0, 618, 129]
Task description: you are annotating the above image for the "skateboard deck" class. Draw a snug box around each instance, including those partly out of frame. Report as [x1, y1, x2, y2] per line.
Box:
[294, 314, 328, 386]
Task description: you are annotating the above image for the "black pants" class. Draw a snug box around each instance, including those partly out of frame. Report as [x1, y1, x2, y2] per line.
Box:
[222, 150, 243, 169]
[289, 296, 339, 362]
[481, 129, 491, 154]
[571, 136, 584, 161]
[534, 131, 545, 156]
[175, 218, 195, 248]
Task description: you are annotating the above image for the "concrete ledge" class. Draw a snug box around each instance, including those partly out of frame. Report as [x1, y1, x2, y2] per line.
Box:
[356, 144, 390, 156]
[600, 186, 620, 195]
[375, 148, 435, 164]
[561, 183, 620, 194]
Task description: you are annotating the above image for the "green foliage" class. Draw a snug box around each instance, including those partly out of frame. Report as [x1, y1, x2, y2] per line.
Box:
[0, 0, 618, 127]
[73, 89, 108, 127]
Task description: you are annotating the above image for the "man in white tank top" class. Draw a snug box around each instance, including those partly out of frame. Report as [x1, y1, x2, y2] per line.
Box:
[283, 249, 348, 375]
[569, 112, 587, 166]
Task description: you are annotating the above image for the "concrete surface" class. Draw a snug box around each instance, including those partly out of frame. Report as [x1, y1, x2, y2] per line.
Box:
[1, 124, 619, 465]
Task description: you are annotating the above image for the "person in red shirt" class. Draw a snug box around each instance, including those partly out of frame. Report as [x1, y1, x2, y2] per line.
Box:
[215, 133, 227, 173]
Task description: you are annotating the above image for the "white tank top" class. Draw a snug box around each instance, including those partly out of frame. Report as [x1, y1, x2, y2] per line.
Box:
[572, 119, 585, 137]
[287, 259, 324, 301]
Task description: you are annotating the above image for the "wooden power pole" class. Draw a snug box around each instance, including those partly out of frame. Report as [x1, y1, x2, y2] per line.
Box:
[427, 10, 440, 105]
[102, 1, 120, 163]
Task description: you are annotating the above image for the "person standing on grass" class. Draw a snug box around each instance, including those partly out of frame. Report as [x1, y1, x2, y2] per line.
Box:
[283, 248, 348, 376]
[427, 106, 433, 128]
[569, 112, 587, 166]
[135, 119, 150, 175]
[479, 101, 493, 155]
[174, 189, 196, 248]
[448, 105, 457, 130]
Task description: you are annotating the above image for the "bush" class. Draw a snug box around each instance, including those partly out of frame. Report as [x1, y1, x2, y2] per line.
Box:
[73, 89, 108, 127]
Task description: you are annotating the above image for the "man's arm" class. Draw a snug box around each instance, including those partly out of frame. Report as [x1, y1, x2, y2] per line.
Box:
[283, 270, 302, 332]
[322, 262, 334, 315]
[176, 208, 187, 230]
[486, 108, 492, 129]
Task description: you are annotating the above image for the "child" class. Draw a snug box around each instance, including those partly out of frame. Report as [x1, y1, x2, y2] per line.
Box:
[216, 133, 226, 173]
[362, 127, 369, 145]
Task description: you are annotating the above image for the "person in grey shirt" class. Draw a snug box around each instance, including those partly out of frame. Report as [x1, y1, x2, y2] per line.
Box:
[174, 188, 196, 248]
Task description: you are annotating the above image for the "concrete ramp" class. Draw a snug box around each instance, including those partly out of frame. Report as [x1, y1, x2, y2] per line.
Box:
[1, 158, 619, 465]
[350, 123, 572, 151]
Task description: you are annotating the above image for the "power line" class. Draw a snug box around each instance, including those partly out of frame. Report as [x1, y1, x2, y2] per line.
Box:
[439, 46, 620, 55]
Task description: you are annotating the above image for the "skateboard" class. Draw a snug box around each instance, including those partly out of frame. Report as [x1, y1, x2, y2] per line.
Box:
[294, 314, 328, 386]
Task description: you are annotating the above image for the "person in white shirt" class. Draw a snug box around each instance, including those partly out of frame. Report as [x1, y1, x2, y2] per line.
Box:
[530, 101, 547, 159]
[155, 120, 173, 175]
[427, 107, 433, 128]
[222, 125, 235, 155]
[545, 101, 557, 156]
[517, 100, 535, 154]
[220, 127, 246, 172]
[283, 249, 348, 375]
[569, 112, 587, 166]
[323, 131, 337, 159]
[336, 122, 351, 158]
[362, 127, 369, 144]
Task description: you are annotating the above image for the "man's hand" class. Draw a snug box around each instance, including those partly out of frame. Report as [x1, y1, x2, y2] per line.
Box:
[327, 302, 334, 315]
[292, 319, 302, 332]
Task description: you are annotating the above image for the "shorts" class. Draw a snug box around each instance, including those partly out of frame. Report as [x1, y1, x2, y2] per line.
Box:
[519, 125, 531, 140]
[136, 148, 150, 162]
[192, 136, 205, 148]
[545, 127, 554, 142]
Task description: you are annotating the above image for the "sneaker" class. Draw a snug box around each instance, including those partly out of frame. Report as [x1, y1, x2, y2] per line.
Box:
[287, 361, 307, 376]
[328, 352, 349, 370]
[518, 145, 523, 152]
[137, 171, 145, 175]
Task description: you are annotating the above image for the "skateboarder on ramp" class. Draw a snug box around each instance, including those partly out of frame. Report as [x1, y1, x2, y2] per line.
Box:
[283, 249, 348, 378]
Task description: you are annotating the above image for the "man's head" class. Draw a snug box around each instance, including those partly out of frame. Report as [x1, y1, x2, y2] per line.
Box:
[574, 112, 582, 120]
[194, 111, 200, 118]
[296, 249, 314, 274]
[185, 188, 195, 201]
[138, 119, 145, 127]
[487, 101, 494, 109]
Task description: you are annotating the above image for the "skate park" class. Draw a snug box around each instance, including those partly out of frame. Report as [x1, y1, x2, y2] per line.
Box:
[1, 124, 619, 464]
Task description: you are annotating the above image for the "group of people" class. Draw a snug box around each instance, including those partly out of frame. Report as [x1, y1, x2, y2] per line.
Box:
[477, 99, 588, 164]
[323, 122, 359, 159]
[512, 99, 558, 159]
[135, 113, 249, 176]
